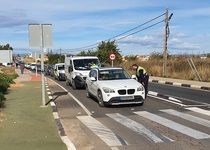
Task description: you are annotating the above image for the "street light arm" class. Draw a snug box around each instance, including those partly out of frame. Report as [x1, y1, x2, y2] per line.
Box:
[169, 13, 173, 21]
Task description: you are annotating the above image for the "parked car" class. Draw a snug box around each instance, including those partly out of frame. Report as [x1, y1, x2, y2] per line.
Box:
[85, 67, 145, 107]
[50, 65, 55, 77]
[53, 63, 65, 81]
[35, 64, 41, 72]
[30, 63, 37, 70]
[44, 64, 53, 76]
[25, 63, 31, 69]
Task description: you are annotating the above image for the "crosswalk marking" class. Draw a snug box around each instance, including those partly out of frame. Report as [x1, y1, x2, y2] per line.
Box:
[160, 109, 210, 128]
[106, 113, 173, 143]
[185, 107, 210, 117]
[134, 111, 210, 139]
[77, 115, 128, 146]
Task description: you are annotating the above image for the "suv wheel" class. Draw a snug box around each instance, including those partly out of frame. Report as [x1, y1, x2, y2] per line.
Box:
[98, 90, 104, 107]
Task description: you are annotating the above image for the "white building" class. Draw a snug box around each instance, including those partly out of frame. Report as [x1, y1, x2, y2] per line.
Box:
[0, 50, 13, 66]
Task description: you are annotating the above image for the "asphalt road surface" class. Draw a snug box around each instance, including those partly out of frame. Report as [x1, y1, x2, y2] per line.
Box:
[45, 76, 210, 150]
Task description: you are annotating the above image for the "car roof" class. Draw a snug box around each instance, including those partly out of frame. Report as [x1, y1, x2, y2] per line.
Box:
[55, 63, 65, 65]
[92, 66, 123, 71]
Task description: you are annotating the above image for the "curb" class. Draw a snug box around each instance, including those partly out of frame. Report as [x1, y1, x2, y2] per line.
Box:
[45, 79, 77, 150]
[149, 79, 210, 91]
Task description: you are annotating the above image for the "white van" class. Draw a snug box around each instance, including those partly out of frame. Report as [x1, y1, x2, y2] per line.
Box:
[65, 55, 101, 89]
[53, 63, 65, 81]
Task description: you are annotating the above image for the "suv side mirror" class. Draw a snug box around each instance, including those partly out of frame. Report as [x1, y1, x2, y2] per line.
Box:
[131, 75, 137, 80]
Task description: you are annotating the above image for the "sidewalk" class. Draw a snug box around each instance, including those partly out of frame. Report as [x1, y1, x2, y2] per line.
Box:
[149, 76, 210, 91]
[0, 68, 67, 150]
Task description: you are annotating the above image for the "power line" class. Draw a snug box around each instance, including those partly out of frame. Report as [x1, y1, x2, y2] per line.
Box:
[61, 13, 166, 52]
[115, 19, 165, 42]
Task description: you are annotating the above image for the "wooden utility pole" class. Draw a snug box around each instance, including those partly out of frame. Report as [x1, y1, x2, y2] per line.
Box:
[163, 7, 168, 77]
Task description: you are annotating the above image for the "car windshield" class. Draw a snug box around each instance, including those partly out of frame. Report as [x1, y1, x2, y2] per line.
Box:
[73, 59, 100, 70]
[98, 69, 131, 80]
[58, 65, 64, 70]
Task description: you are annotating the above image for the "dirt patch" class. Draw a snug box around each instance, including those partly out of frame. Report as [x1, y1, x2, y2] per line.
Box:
[10, 82, 25, 87]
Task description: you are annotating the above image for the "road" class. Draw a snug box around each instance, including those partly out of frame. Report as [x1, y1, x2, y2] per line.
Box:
[149, 82, 210, 104]
[44, 75, 210, 150]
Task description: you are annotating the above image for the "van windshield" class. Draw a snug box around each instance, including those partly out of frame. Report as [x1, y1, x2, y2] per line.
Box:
[73, 59, 100, 70]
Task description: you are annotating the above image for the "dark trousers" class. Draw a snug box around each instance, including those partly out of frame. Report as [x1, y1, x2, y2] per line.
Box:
[144, 75, 149, 98]
[138, 74, 149, 98]
[21, 69, 24, 74]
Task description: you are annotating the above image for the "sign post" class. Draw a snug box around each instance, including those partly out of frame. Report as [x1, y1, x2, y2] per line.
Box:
[29, 24, 53, 106]
[109, 52, 116, 67]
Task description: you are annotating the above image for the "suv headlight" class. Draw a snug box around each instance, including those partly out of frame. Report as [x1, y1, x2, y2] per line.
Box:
[137, 86, 144, 91]
[102, 87, 115, 93]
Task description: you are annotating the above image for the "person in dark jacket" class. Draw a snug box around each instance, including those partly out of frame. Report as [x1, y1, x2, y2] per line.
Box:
[132, 64, 149, 98]
[20, 63, 24, 74]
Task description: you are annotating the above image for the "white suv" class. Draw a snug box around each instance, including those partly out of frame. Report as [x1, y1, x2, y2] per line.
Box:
[85, 67, 145, 107]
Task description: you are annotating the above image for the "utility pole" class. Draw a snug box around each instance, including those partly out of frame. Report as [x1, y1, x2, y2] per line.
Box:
[163, 7, 173, 77]
[163, 7, 168, 77]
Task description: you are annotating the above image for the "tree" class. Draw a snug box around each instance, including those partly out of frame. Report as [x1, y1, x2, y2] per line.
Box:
[0, 44, 13, 50]
[77, 49, 96, 56]
[95, 40, 122, 65]
[124, 55, 138, 62]
[48, 54, 65, 64]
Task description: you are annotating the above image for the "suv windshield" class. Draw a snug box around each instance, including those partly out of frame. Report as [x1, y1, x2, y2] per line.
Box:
[99, 69, 131, 80]
[58, 65, 64, 70]
[73, 59, 100, 70]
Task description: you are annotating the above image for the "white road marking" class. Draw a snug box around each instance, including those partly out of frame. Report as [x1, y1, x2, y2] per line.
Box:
[185, 107, 210, 117]
[148, 95, 186, 107]
[168, 97, 182, 103]
[106, 113, 173, 143]
[135, 111, 210, 139]
[148, 91, 158, 96]
[160, 109, 210, 128]
[77, 115, 127, 147]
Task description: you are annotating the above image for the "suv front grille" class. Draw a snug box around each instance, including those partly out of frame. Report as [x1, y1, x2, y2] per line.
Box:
[118, 89, 135, 95]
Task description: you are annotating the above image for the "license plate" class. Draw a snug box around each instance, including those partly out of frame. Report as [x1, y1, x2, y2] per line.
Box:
[120, 96, 134, 100]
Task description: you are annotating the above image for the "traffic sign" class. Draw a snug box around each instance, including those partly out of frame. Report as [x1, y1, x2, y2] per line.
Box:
[109, 53, 116, 61]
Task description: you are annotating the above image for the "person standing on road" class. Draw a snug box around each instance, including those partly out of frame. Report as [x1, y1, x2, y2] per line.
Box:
[16, 62, 18, 69]
[132, 64, 149, 98]
[20, 63, 24, 75]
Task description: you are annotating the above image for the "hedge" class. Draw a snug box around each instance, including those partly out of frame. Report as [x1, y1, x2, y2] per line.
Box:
[0, 92, 5, 108]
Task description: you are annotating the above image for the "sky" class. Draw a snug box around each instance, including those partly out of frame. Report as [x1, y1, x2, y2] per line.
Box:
[0, 0, 210, 56]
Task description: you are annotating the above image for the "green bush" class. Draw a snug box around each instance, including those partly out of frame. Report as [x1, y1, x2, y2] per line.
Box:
[0, 92, 6, 108]
[0, 73, 15, 84]
[0, 82, 10, 94]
